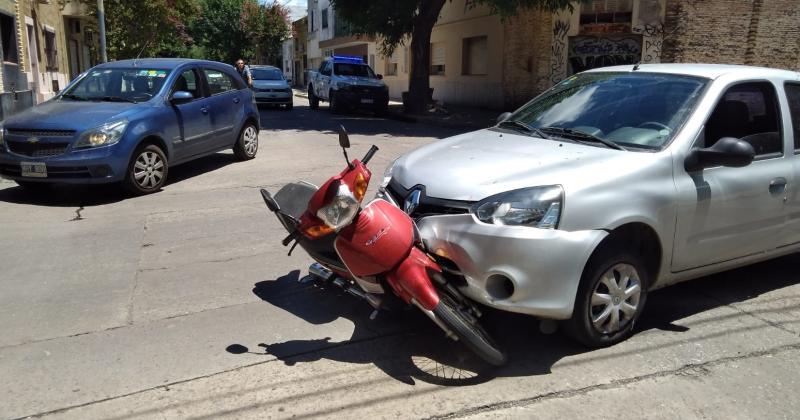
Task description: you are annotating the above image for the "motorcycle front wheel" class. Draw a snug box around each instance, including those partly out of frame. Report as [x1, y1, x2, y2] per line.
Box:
[433, 288, 507, 366]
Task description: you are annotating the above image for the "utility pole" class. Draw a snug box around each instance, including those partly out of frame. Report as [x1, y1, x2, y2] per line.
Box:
[97, 0, 108, 62]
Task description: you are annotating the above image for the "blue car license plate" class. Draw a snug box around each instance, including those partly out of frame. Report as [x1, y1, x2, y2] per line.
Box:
[21, 162, 47, 178]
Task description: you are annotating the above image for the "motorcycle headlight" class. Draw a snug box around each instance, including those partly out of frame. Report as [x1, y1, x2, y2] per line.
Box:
[316, 183, 360, 230]
[473, 185, 563, 229]
[74, 119, 129, 149]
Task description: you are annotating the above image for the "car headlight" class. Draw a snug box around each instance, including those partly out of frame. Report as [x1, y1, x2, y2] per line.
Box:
[335, 81, 354, 90]
[316, 183, 360, 230]
[473, 185, 563, 229]
[380, 158, 398, 188]
[0, 123, 4, 147]
[74, 119, 129, 149]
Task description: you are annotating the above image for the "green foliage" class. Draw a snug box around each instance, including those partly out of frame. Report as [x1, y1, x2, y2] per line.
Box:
[471, 0, 577, 18]
[102, 0, 200, 60]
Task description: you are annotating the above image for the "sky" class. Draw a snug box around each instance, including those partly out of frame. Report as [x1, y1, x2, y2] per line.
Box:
[277, 0, 308, 21]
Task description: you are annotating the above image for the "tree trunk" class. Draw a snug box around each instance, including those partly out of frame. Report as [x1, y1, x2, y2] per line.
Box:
[406, 0, 446, 114]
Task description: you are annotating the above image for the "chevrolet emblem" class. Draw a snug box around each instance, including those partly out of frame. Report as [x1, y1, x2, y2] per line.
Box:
[27, 137, 40, 144]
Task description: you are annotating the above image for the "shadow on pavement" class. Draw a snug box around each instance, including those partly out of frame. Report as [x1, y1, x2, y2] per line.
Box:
[230, 252, 800, 386]
[258, 101, 466, 140]
[0, 152, 238, 207]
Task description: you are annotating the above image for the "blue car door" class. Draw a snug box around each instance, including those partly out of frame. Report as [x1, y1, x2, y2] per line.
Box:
[201, 68, 243, 148]
[169, 67, 214, 160]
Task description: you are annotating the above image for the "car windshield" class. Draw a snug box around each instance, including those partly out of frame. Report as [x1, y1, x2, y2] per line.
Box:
[334, 63, 376, 78]
[505, 72, 709, 150]
[61, 68, 171, 102]
[251, 68, 283, 81]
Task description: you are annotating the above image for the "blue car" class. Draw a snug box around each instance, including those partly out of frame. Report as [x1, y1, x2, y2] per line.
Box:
[0, 58, 261, 195]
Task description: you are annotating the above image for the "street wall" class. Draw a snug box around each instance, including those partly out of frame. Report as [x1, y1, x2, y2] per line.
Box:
[662, 0, 800, 70]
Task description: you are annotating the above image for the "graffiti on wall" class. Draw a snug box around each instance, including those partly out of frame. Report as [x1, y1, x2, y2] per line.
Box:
[568, 36, 642, 74]
[633, 0, 665, 63]
[550, 20, 571, 83]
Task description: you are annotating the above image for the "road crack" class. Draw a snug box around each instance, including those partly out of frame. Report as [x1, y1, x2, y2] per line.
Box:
[69, 206, 85, 221]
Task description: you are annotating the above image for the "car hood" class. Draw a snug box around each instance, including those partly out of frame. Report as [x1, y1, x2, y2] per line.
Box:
[252, 80, 289, 89]
[338, 76, 385, 87]
[392, 129, 652, 201]
[2, 100, 148, 131]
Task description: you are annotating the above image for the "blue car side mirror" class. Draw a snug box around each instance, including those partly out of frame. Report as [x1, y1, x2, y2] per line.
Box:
[170, 91, 194, 105]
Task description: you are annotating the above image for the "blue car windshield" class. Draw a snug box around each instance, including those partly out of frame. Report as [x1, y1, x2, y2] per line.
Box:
[62, 68, 172, 103]
[506, 72, 709, 150]
[251, 68, 283, 80]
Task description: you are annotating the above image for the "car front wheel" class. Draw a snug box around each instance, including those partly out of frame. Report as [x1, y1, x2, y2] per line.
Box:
[124, 144, 168, 195]
[233, 123, 259, 161]
[563, 247, 649, 348]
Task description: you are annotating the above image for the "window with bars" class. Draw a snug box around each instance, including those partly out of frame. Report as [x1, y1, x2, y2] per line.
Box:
[580, 0, 633, 25]
[44, 29, 58, 71]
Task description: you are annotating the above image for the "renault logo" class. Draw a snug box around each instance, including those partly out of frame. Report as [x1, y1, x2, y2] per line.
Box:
[404, 189, 422, 215]
[27, 137, 40, 144]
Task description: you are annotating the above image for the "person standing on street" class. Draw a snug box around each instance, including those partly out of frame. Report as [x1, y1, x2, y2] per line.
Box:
[235, 59, 253, 88]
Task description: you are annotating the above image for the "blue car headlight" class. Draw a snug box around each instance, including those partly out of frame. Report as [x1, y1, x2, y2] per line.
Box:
[74, 119, 129, 149]
[472, 185, 563, 229]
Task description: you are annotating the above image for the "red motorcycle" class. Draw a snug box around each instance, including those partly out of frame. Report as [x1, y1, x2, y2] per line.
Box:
[260, 127, 506, 366]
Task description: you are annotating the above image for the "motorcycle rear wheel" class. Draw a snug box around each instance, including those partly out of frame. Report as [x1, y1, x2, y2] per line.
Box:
[433, 288, 507, 366]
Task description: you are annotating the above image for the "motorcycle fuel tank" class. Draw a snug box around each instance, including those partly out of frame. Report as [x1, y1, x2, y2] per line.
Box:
[335, 199, 415, 277]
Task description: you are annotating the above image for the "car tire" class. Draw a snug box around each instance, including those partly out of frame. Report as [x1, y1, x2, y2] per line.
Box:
[562, 246, 649, 348]
[286, 102, 294, 110]
[233, 122, 259, 161]
[329, 91, 341, 114]
[123, 144, 168, 196]
[309, 86, 319, 110]
[375, 102, 388, 116]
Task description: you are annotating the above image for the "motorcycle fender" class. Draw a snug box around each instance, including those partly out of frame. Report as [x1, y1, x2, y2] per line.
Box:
[385, 247, 441, 311]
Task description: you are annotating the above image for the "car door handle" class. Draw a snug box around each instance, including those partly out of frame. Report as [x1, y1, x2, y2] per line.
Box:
[233, 97, 240, 104]
[769, 177, 787, 194]
[200, 106, 209, 114]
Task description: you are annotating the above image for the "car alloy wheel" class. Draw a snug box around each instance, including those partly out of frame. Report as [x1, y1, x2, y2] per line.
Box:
[590, 263, 642, 335]
[124, 144, 168, 195]
[133, 150, 165, 190]
[234, 123, 259, 161]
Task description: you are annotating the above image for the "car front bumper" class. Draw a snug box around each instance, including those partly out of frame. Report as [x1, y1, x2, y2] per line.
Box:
[0, 144, 128, 184]
[416, 214, 607, 320]
[334, 88, 389, 109]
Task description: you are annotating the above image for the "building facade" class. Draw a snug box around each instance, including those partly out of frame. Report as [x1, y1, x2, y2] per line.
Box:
[372, 0, 800, 110]
[292, 16, 308, 87]
[0, 0, 98, 120]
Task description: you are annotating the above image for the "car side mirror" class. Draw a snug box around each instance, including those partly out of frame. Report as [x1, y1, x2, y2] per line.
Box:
[170, 91, 194, 105]
[684, 137, 755, 172]
[338, 125, 350, 149]
[376, 74, 383, 80]
[497, 112, 512, 124]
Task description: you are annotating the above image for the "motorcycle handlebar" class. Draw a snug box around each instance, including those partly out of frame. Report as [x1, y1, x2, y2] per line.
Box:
[362, 145, 379, 165]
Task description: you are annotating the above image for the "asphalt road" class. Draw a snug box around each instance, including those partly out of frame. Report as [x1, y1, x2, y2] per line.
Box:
[1, 97, 799, 419]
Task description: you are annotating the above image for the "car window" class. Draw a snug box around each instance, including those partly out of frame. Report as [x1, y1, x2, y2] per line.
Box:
[333, 63, 375, 78]
[172, 69, 202, 99]
[785, 83, 800, 151]
[203, 69, 237, 95]
[320, 62, 331, 76]
[507, 72, 708, 150]
[63, 68, 170, 102]
[251, 68, 283, 80]
[704, 82, 782, 157]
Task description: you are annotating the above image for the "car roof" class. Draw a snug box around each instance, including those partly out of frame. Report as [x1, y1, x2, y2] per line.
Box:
[250, 65, 280, 70]
[586, 63, 800, 80]
[95, 58, 229, 70]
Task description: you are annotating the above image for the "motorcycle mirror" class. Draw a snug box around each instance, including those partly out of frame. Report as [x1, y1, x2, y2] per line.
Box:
[338, 125, 351, 149]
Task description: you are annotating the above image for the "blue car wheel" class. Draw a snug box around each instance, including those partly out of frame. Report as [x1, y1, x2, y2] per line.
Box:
[123, 144, 168, 195]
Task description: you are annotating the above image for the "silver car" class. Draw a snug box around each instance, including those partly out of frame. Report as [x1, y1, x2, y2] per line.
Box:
[379, 64, 800, 347]
[250, 65, 293, 109]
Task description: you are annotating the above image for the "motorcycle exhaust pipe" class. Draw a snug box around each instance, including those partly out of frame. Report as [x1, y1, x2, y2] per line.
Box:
[309, 262, 334, 281]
